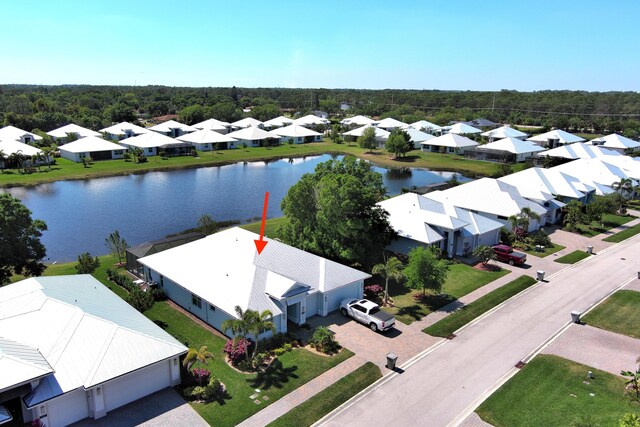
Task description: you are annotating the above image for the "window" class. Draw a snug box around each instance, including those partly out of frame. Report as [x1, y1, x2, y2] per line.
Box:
[209, 304, 216, 311]
[497, 215, 508, 220]
[159, 275, 164, 287]
[192, 294, 202, 308]
[148, 148, 153, 153]
[352, 305, 366, 313]
[114, 150, 123, 155]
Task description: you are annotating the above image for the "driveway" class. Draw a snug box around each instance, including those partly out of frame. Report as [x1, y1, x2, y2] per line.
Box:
[306, 311, 439, 372]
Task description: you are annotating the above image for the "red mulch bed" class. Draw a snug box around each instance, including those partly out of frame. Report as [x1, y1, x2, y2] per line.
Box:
[473, 262, 502, 272]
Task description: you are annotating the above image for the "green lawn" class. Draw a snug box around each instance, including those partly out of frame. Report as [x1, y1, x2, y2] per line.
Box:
[0, 140, 522, 188]
[240, 217, 289, 239]
[423, 275, 537, 337]
[144, 301, 353, 427]
[476, 355, 640, 427]
[603, 223, 640, 243]
[267, 362, 382, 427]
[582, 290, 640, 339]
[382, 263, 510, 325]
[572, 213, 635, 237]
[554, 250, 591, 264]
[521, 243, 565, 258]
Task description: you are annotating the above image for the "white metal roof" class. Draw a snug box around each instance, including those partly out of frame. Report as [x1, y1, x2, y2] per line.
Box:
[427, 178, 548, 218]
[342, 125, 390, 140]
[0, 140, 43, 156]
[58, 136, 126, 154]
[271, 124, 322, 138]
[0, 125, 42, 142]
[403, 127, 435, 143]
[540, 142, 621, 159]
[599, 156, 640, 180]
[499, 167, 592, 201]
[293, 114, 329, 127]
[149, 119, 196, 134]
[590, 133, 640, 150]
[46, 124, 101, 139]
[138, 227, 370, 318]
[421, 133, 478, 148]
[263, 116, 294, 128]
[118, 131, 184, 149]
[232, 117, 264, 128]
[481, 125, 528, 139]
[375, 117, 408, 129]
[192, 118, 230, 131]
[340, 115, 375, 126]
[99, 121, 150, 136]
[0, 337, 53, 393]
[227, 126, 281, 141]
[0, 276, 186, 405]
[527, 129, 585, 144]
[552, 158, 636, 192]
[447, 122, 482, 135]
[176, 128, 237, 144]
[405, 120, 442, 132]
[477, 137, 546, 155]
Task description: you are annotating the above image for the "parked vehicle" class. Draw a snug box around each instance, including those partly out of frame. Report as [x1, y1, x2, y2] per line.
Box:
[492, 244, 527, 265]
[340, 298, 395, 332]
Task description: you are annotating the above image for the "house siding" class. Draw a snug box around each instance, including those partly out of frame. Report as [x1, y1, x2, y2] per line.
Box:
[44, 387, 89, 427]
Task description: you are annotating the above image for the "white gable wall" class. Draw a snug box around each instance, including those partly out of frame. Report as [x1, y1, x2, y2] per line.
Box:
[44, 387, 89, 427]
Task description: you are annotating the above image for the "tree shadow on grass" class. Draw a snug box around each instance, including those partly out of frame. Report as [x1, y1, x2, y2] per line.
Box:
[394, 155, 419, 163]
[396, 305, 425, 322]
[414, 293, 459, 312]
[246, 359, 298, 390]
[153, 320, 169, 329]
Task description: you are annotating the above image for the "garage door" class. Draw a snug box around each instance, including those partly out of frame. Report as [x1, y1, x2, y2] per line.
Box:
[103, 361, 171, 412]
[90, 151, 113, 161]
[47, 388, 89, 427]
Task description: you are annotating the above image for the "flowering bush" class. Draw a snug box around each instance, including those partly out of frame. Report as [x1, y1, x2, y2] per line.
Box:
[192, 368, 210, 384]
[223, 338, 251, 365]
[364, 284, 384, 299]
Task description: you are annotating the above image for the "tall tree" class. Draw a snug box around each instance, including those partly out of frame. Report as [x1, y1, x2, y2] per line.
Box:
[183, 345, 214, 385]
[105, 230, 127, 265]
[279, 157, 396, 269]
[357, 127, 378, 153]
[372, 256, 404, 305]
[197, 214, 219, 235]
[0, 193, 47, 285]
[385, 129, 412, 158]
[221, 305, 253, 361]
[75, 252, 100, 274]
[404, 246, 449, 295]
[247, 310, 276, 358]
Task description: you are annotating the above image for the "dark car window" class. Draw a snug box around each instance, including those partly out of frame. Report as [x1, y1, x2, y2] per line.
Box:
[352, 305, 366, 313]
[369, 307, 380, 315]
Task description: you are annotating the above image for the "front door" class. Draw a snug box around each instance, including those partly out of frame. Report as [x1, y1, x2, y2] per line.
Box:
[287, 302, 300, 324]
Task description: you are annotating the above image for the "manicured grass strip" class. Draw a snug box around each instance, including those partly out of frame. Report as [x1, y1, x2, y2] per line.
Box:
[476, 355, 638, 427]
[522, 243, 565, 258]
[423, 275, 537, 337]
[554, 250, 591, 264]
[582, 290, 640, 339]
[571, 213, 635, 237]
[267, 362, 382, 427]
[145, 302, 353, 427]
[240, 216, 288, 239]
[603, 223, 640, 243]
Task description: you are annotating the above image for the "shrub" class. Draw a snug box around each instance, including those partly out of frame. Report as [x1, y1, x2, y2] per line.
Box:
[126, 288, 155, 313]
[252, 352, 268, 369]
[257, 332, 298, 353]
[183, 377, 225, 401]
[105, 267, 116, 280]
[364, 284, 384, 299]
[192, 368, 210, 384]
[309, 326, 340, 354]
[526, 230, 552, 248]
[282, 343, 292, 352]
[152, 287, 167, 301]
[223, 338, 251, 365]
[273, 347, 286, 356]
[500, 228, 516, 246]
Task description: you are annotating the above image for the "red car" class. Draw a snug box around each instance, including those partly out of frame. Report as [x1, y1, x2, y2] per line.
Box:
[492, 244, 527, 265]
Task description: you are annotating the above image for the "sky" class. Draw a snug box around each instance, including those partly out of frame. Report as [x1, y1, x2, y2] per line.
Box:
[1, 0, 639, 91]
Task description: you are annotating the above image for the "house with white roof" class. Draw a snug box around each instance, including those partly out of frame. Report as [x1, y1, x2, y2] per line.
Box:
[403, 127, 435, 148]
[481, 125, 528, 142]
[149, 120, 196, 138]
[476, 137, 546, 162]
[539, 142, 621, 161]
[0, 275, 186, 427]
[527, 129, 585, 148]
[551, 158, 635, 195]
[340, 115, 376, 128]
[138, 227, 370, 334]
[47, 124, 101, 143]
[293, 114, 329, 128]
[375, 117, 408, 132]
[378, 192, 503, 257]
[99, 122, 150, 140]
[231, 117, 264, 130]
[405, 120, 442, 133]
[427, 178, 549, 232]
[58, 136, 126, 162]
[118, 132, 193, 157]
[176, 128, 237, 151]
[446, 122, 482, 135]
[420, 133, 478, 154]
[263, 116, 294, 130]
[192, 118, 231, 134]
[599, 155, 640, 181]
[590, 133, 640, 153]
[0, 125, 43, 145]
[342, 125, 390, 146]
[0, 140, 45, 169]
[271, 124, 323, 144]
[226, 127, 281, 148]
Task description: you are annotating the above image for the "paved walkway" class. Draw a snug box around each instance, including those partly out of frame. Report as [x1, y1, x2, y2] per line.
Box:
[236, 355, 367, 427]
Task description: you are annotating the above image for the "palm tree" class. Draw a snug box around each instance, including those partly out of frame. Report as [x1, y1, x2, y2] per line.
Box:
[40, 144, 56, 171]
[372, 256, 404, 305]
[509, 206, 541, 233]
[247, 310, 276, 358]
[8, 151, 24, 173]
[613, 178, 634, 199]
[221, 305, 252, 361]
[182, 345, 214, 385]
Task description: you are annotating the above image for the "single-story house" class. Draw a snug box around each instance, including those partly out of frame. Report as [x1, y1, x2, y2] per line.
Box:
[226, 127, 281, 148]
[403, 127, 435, 148]
[446, 122, 482, 135]
[342, 125, 390, 146]
[271, 124, 323, 144]
[126, 232, 205, 276]
[293, 114, 329, 128]
[58, 136, 126, 162]
[590, 133, 640, 153]
[46, 124, 101, 143]
[465, 118, 500, 129]
[598, 155, 640, 181]
[499, 167, 595, 206]
[539, 142, 621, 161]
[192, 118, 231, 134]
[99, 121, 151, 140]
[231, 117, 264, 130]
[475, 137, 546, 162]
[0, 275, 186, 427]
[481, 125, 528, 142]
[176, 128, 237, 151]
[340, 115, 376, 128]
[405, 120, 442, 133]
[552, 158, 637, 195]
[378, 192, 503, 257]
[118, 131, 193, 157]
[263, 116, 294, 130]
[312, 110, 329, 120]
[0, 140, 47, 169]
[427, 178, 549, 232]
[527, 129, 585, 149]
[149, 120, 197, 138]
[375, 117, 408, 132]
[420, 133, 478, 154]
[138, 227, 370, 336]
[0, 125, 42, 145]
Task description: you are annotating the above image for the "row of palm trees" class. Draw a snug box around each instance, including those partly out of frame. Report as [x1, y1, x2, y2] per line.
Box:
[0, 145, 56, 173]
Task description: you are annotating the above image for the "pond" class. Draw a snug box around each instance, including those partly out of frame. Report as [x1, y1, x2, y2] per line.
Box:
[4, 155, 469, 262]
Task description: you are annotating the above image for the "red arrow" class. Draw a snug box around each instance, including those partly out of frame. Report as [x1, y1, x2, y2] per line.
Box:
[254, 192, 269, 255]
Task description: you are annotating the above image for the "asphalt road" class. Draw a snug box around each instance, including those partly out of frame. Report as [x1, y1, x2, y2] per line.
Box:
[320, 235, 640, 427]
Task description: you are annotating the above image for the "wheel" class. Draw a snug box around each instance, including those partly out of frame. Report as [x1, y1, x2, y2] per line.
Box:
[509, 259, 515, 266]
[341, 308, 348, 317]
[369, 323, 378, 332]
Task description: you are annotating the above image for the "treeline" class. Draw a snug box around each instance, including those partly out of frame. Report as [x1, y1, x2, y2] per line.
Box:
[1, 85, 640, 137]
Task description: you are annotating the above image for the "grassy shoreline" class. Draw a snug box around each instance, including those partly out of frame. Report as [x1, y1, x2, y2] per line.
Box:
[0, 140, 518, 188]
